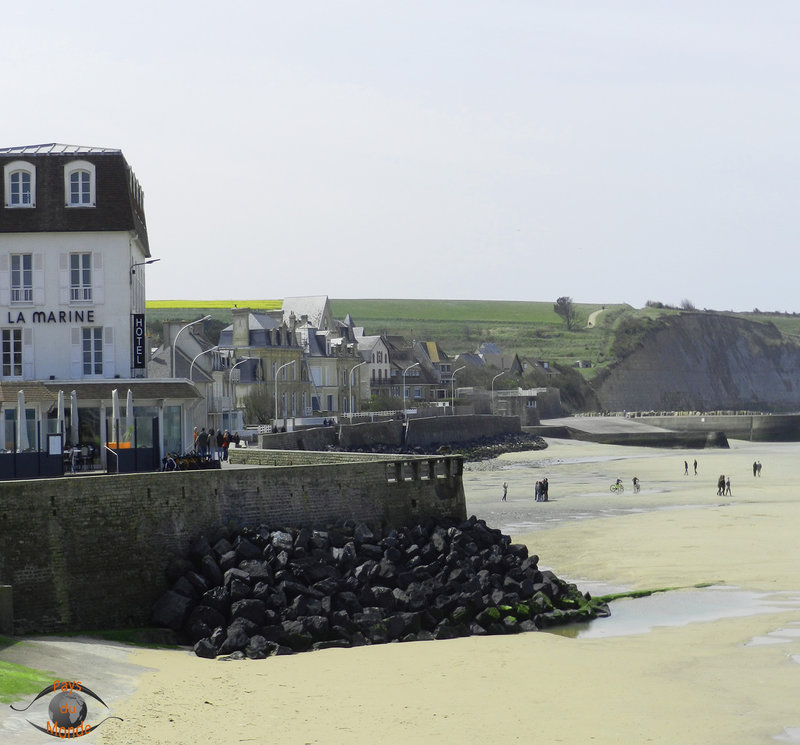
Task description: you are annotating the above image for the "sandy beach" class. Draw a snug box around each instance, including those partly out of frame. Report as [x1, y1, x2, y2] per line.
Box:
[6, 437, 800, 744]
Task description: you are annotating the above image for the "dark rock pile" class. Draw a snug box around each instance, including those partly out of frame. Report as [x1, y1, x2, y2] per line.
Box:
[152, 516, 609, 659]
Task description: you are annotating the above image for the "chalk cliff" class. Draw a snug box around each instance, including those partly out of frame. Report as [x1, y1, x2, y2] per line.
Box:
[593, 313, 800, 412]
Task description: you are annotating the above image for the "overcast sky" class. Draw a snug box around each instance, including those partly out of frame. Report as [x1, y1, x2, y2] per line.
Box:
[5, 1, 799, 311]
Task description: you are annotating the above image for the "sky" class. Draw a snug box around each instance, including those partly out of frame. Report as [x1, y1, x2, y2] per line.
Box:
[4, 1, 799, 312]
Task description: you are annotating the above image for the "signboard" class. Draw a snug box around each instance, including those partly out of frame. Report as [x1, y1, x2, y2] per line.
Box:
[132, 313, 146, 369]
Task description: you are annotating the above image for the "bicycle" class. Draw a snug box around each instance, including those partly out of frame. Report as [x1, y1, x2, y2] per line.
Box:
[610, 481, 624, 494]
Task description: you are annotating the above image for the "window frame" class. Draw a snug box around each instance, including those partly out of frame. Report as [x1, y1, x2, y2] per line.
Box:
[2, 328, 23, 377]
[70, 252, 93, 303]
[10, 254, 33, 304]
[64, 160, 96, 208]
[82, 327, 104, 376]
[3, 160, 36, 208]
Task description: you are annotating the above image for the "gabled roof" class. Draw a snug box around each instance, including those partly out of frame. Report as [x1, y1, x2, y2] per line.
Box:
[282, 296, 332, 330]
[424, 341, 450, 363]
[454, 353, 485, 368]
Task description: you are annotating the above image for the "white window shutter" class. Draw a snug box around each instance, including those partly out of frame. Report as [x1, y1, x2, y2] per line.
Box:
[0, 254, 9, 306]
[22, 328, 34, 378]
[60, 254, 70, 304]
[103, 326, 115, 378]
[93, 252, 104, 304]
[33, 253, 44, 305]
[70, 327, 82, 378]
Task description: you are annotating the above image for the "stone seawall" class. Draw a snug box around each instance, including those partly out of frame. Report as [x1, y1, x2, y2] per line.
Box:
[257, 415, 521, 452]
[635, 414, 800, 442]
[0, 453, 465, 633]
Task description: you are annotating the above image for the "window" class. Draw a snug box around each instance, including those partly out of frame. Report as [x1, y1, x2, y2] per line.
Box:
[70, 253, 92, 301]
[2, 329, 23, 377]
[10, 254, 32, 303]
[3, 161, 36, 208]
[64, 160, 96, 207]
[82, 328, 103, 375]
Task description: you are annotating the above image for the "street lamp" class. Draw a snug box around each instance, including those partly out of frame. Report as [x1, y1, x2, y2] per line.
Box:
[403, 362, 420, 414]
[348, 360, 368, 419]
[189, 346, 219, 382]
[451, 365, 466, 416]
[274, 360, 296, 428]
[491, 370, 508, 415]
[130, 257, 161, 275]
[172, 315, 211, 378]
[226, 357, 255, 432]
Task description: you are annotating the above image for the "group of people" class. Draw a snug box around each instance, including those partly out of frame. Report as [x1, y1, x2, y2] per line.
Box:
[193, 427, 240, 461]
[753, 461, 762, 477]
[717, 474, 732, 496]
[499, 478, 549, 502]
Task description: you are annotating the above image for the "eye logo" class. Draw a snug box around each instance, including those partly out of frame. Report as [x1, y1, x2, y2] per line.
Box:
[10, 679, 122, 738]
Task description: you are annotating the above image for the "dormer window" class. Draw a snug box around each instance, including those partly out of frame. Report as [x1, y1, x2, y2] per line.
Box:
[64, 160, 96, 207]
[3, 161, 36, 208]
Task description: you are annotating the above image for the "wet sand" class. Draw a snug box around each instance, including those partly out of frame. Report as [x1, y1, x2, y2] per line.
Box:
[9, 438, 800, 744]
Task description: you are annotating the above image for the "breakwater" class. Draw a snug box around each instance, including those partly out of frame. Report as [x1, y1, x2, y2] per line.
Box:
[0, 452, 465, 633]
[152, 515, 608, 658]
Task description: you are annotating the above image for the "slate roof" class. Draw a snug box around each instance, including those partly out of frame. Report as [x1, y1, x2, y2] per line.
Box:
[1, 380, 202, 406]
[0, 143, 149, 252]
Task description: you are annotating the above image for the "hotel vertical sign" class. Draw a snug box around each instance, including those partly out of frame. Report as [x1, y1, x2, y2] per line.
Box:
[132, 313, 146, 369]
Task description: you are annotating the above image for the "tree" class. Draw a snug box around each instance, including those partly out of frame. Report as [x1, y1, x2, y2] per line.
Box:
[242, 384, 274, 425]
[553, 296, 579, 330]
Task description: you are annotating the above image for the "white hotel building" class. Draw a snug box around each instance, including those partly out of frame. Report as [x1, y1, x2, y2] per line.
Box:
[0, 144, 198, 470]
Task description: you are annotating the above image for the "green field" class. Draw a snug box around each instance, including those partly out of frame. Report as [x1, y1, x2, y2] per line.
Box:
[144, 298, 800, 377]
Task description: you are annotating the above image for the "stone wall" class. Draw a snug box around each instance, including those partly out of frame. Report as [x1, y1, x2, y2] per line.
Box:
[0, 454, 465, 633]
[405, 415, 520, 448]
[339, 420, 404, 450]
[257, 415, 521, 453]
[632, 414, 800, 442]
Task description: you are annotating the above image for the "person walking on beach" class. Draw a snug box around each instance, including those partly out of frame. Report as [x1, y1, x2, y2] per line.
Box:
[717, 475, 726, 496]
[753, 461, 758, 477]
[541, 478, 549, 502]
[757, 461, 762, 476]
[694, 459, 698, 475]
[725, 477, 731, 496]
[534, 481, 541, 501]
[684, 460, 689, 475]
[502, 482, 508, 501]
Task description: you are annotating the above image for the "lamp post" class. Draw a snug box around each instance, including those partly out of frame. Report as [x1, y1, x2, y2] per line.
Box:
[348, 360, 368, 419]
[491, 370, 507, 415]
[451, 365, 466, 416]
[172, 315, 211, 378]
[226, 357, 255, 432]
[274, 360, 296, 429]
[403, 362, 420, 415]
[130, 257, 161, 276]
[189, 346, 219, 382]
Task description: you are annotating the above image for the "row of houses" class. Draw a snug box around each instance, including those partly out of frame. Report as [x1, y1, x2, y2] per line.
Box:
[148, 296, 561, 434]
[0, 143, 558, 467]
